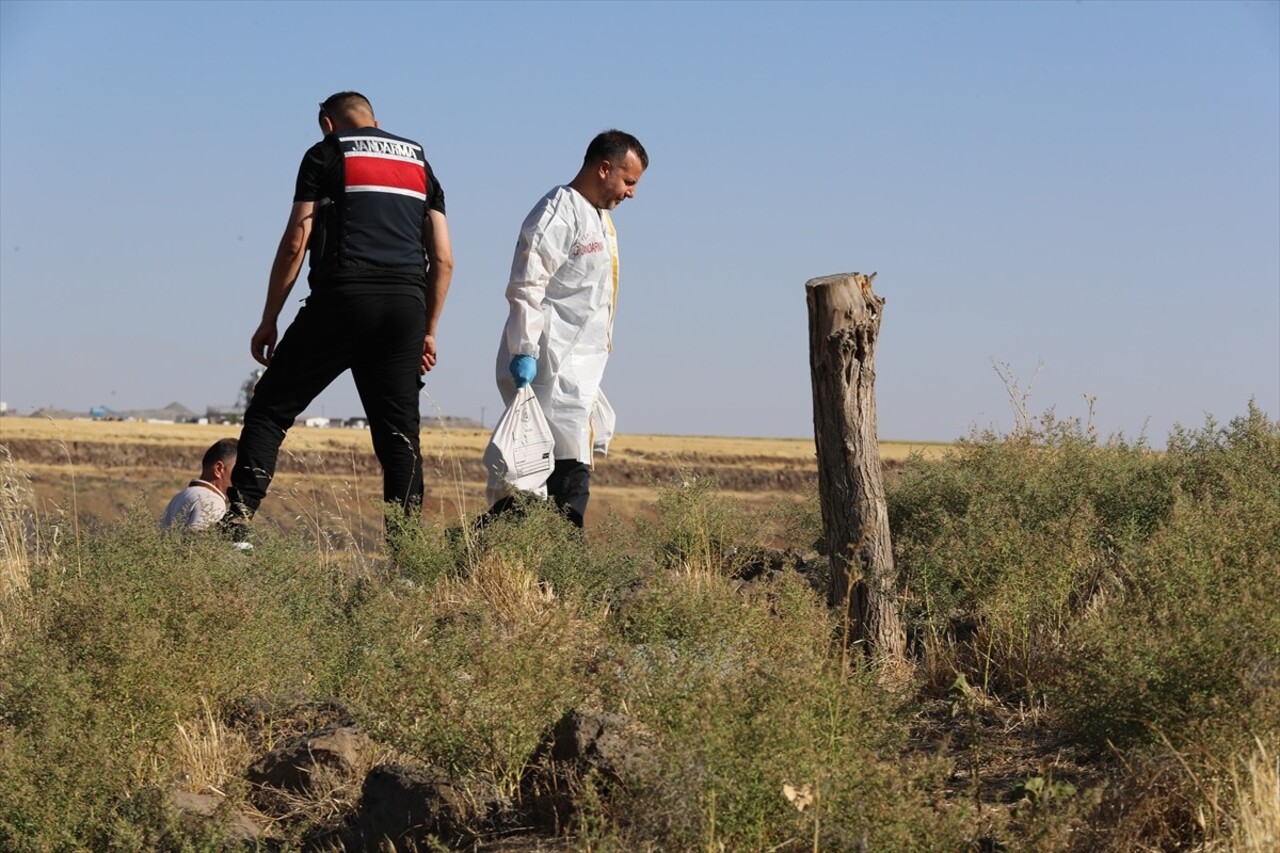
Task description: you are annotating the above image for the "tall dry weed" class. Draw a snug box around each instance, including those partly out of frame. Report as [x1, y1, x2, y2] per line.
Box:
[1222, 737, 1279, 853]
[438, 549, 561, 629]
[0, 445, 36, 600]
[420, 387, 482, 526]
[45, 422, 84, 577]
[646, 474, 763, 577]
[348, 529, 607, 795]
[170, 696, 254, 795]
[275, 447, 379, 566]
[264, 393, 482, 561]
[1118, 735, 1280, 853]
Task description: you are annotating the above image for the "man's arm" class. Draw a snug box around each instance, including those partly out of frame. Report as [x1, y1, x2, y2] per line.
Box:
[505, 204, 572, 358]
[420, 208, 453, 373]
[251, 200, 316, 366]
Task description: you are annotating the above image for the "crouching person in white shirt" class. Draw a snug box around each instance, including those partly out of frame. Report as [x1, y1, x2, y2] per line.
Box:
[161, 438, 238, 532]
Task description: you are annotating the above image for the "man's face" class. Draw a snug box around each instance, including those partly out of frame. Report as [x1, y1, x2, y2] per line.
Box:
[213, 457, 236, 494]
[598, 150, 645, 210]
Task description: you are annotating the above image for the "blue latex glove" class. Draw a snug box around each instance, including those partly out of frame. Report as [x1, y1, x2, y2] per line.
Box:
[509, 354, 537, 389]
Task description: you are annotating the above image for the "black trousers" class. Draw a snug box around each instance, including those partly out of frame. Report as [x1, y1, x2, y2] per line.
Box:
[546, 459, 591, 527]
[486, 459, 591, 528]
[227, 286, 426, 521]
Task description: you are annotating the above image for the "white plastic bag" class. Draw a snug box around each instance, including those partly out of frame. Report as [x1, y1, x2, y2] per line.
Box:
[591, 388, 616, 457]
[484, 386, 554, 506]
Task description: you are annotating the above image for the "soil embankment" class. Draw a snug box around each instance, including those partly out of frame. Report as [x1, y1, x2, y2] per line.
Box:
[2, 437, 823, 494]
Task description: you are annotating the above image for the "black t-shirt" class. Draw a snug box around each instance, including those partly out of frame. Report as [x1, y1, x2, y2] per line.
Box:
[293, 134, 445, 290]
[293, 137, 446, 213]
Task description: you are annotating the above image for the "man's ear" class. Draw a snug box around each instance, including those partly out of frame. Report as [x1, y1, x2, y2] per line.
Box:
[597, 159, 612, 179]
[319, 114, 336, 136]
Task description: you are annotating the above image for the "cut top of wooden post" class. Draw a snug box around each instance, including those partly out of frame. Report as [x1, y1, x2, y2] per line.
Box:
[804, 272, 880, 341]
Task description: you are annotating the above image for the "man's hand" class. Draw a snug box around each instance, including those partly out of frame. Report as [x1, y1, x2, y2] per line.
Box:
[420, 334, 438, 374]
[509, 354, 537, 388]
[250, 320, 278, 367]
[251, 200, 314, 368]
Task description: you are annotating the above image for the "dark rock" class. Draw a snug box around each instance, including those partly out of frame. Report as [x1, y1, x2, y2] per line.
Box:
[167, 788, 267, 844]
[539, 710, 652, 780]
[520, 709, 654, 831]
[349, 763, 486, 848]
[247, 725, 369, 795]
[730, 549, 827, 600]
[229, 696, 357, 753]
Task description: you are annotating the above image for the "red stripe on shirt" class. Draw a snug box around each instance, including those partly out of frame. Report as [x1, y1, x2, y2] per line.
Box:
[344, 156, 427, 195]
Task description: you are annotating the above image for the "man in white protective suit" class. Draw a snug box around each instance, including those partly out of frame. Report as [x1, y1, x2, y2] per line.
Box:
[488, 130, 648, 527]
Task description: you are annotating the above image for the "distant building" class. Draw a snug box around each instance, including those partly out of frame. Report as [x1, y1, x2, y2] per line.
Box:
[206, 407, 243, 425]
[301, 417, 331, 428]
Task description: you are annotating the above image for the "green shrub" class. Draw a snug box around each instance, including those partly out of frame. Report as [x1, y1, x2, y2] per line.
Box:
[641, 474, 767, 577]
[385, 510, 462, 589]
[888, 402, 1280, 853]
[3, 405, 1275, 850]
[469, 498, 641, 606]
[0, 514, 364, 848]
[890, 415, 1173, 701]
[345, 543, 606, 796]
[1055, 405, 1280, 752]
[607, 567, 972, 850]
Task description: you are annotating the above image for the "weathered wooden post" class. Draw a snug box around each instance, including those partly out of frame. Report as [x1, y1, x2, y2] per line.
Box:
[805, 272, 905, 660]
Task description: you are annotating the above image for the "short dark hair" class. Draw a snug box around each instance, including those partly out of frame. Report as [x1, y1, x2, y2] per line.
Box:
[318, 91, 374, 124]
[201, 438, 238, 470]
[584, 130, 648, 170]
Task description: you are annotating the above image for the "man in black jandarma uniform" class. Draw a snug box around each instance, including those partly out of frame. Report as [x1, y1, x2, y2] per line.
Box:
[221, 92, 453, 543]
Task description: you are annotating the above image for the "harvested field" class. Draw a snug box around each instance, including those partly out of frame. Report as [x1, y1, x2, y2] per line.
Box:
[0, 417, 948, 542]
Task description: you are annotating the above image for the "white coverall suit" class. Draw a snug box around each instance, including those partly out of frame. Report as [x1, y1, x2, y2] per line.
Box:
[495, 185, 618, 465]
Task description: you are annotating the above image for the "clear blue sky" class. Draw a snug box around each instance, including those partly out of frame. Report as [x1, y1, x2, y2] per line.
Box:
[2, 0, 1277, 442]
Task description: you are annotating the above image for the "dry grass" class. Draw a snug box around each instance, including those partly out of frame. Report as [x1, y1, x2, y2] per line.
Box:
[1209, 737, 1280, 853]
[1114, 737, 1280, 853]
[0, 446, 35, 601]
[2, 417, 946, 544]
[249, 738, 406, 841]
[170, 697, 255, 796]
[0, 416, 259, 448]
[609, 432, 949, 464]
[0, 446, 39, 650]
[437, 550, 565, 630]
[0, 416, 948, 461]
